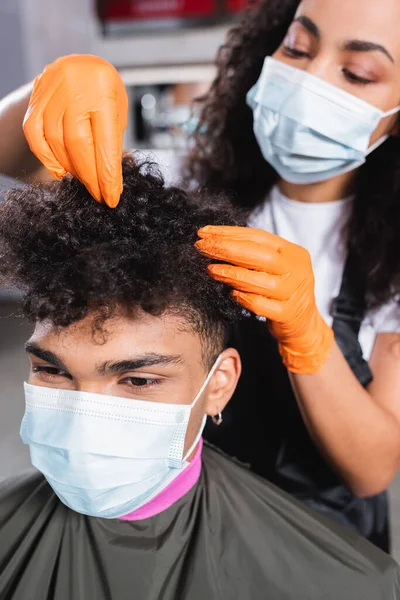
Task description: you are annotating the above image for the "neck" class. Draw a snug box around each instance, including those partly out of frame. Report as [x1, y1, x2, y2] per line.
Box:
[278, 171, 358, 204]
[119, 438, 203, 522]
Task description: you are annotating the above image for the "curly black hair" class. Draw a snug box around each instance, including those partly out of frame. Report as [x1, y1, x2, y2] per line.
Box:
[0, 155, 245, 365]
[184, 0, 400, 310]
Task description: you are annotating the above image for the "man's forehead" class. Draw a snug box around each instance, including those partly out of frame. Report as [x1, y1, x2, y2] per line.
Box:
[32, 311, 194, 340]
[28, 312, 203, 367]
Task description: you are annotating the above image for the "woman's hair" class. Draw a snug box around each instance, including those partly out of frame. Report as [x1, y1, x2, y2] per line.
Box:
[185, 0, 400, 309]
[0, 155, 245, 364]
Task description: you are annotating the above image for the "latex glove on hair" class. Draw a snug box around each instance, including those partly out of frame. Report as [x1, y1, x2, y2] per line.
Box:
[23, 54, 128, 208]
[196, 226, 334, 374]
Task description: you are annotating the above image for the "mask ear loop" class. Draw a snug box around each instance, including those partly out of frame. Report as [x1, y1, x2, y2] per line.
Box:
[366, 134, 391, 156]
[384, 105, 400, 118]
[182, 355, 222, 462]
[368, 105, 400, 155]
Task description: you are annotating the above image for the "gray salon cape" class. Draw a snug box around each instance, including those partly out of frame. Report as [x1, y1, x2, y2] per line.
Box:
[0, 444, 399, 600]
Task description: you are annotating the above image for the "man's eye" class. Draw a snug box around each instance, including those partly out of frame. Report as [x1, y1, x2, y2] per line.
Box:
[32, 366, 71, 379]
[122, 377, 162, 389]
[283, 46, 311, 59]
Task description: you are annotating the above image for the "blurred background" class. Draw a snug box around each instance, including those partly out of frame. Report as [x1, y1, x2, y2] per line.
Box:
[1, 0, 400, 562]
[0, 0, 245, 151]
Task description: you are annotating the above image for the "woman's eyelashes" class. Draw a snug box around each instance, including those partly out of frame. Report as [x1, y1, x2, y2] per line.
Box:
[341, 68, 374, 85]
[282, 47, 375, 85]
[283, 46, 311, 59]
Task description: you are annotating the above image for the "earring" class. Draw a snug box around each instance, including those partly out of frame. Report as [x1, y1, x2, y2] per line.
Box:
[212, 412, 223, 426]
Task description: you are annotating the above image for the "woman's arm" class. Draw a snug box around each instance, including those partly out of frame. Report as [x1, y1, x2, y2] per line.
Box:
[0, 83, 49, 181]
[196, 226, 400, 496]
[289, 334, 400, 497]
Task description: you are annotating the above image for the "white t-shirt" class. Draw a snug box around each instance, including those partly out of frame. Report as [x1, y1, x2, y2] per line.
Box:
[250, 186, 400, 360]
[141, 151, 400, 361]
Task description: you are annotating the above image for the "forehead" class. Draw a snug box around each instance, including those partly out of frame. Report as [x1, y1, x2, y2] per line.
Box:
[296, 0, 400, 58]
[29, 311, 203, 365]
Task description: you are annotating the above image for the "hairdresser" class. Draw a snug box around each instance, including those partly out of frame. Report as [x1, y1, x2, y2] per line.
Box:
[1, 0, 400, 553]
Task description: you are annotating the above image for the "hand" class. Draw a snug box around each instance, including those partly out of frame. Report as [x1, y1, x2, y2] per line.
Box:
[196, 226, 334, 374]
[23, 54, 128, 208]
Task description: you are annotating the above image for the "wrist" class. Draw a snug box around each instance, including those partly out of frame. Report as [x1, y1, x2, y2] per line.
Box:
[276, 311, 334, 374]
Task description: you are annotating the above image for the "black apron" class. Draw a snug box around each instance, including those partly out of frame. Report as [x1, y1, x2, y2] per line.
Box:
[204, 256, 390, 552]
[1, 445, 399, 600]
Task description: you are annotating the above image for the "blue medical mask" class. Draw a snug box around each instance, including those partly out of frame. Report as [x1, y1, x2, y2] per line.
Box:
[20, 356, 221, 519]
[247, 57, 400, 184]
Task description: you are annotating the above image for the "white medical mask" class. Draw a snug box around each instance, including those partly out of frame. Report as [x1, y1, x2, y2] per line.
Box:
[21, 356, 221, 519]
[247, 57, 400, 184]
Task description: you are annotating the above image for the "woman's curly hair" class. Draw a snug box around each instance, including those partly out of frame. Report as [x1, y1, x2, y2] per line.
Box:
[184, 0, 400, 309]
[0, 155, 245, 363]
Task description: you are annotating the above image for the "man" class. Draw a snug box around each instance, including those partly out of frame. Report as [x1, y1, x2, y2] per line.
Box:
[0, 156, 399, 600]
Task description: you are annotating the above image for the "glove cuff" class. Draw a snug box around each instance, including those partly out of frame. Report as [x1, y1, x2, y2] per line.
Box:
[278, 315, 334, 375]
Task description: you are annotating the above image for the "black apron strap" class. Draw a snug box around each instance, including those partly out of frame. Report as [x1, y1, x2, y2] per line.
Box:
[206, 252, 390, 552]
[331, 254, 373, 387]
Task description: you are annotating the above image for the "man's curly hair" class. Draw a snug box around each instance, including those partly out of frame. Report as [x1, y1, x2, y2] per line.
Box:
[0, 155, 245, 364]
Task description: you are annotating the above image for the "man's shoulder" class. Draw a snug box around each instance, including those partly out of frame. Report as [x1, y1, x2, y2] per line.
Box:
[0, 469, 56, 524]
[202, 444, 400, 598]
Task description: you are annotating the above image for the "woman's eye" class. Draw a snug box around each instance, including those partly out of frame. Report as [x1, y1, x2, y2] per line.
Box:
[122, 377, 162, 389]
[342, 68, 374, 85]
[283, 46, 311, 59]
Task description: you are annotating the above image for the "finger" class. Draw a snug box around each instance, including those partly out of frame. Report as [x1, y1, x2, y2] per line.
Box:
[232, 291, 284, 321]
[116, 75, 129, 136]
[63, 110, 102, 203]
[198, 225, 285, 252]
[42, 100, 75, 178]
[195, 238, 288, 275]
[91, 97, 125, 208]
[23, 84, 67, 179]
[208, 264, 289, 301]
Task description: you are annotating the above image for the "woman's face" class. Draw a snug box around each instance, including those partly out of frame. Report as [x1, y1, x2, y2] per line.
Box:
[273, 0, 400, 143]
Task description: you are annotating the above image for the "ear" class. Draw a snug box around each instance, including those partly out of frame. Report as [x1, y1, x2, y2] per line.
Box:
[204, 348, 241, 417]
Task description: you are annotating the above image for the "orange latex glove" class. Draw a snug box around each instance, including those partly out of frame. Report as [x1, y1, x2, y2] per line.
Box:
[196, 226, 334, 374]
[23, 54, 128, 208]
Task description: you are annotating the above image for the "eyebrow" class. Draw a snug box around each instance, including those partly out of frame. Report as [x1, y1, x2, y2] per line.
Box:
[343, 40, 394, 64]
[98, 354, 184, 376]
[25, 342, 183, 376]
[294, 16, 320, 39]
[25, 341, 68, 370]
[294, 16, 394, 63]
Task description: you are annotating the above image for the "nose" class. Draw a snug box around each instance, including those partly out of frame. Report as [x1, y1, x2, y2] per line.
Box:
[304, 55, 336, 84]
[75, 383, 111, 395]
